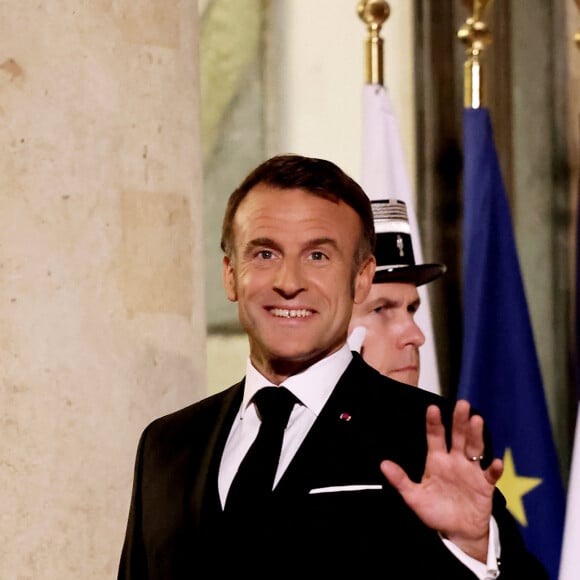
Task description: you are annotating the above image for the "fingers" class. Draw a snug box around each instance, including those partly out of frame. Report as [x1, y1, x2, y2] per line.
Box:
[425, 404, 448, 455]
[380, 460, 413, 495]
[453, 401, 504, 482]
[426, 401, 486, 462]
[450, 400, 471, 454]
[484, 458, 503, 485]
[427, 400, 476, 459]
[464, 413, 485, 461]
[451, 400, 488, 461]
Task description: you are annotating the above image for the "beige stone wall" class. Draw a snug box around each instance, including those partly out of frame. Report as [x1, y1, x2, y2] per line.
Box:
[0, 2, 205, 578]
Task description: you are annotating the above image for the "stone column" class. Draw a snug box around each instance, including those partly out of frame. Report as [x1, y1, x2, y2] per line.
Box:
[0, 2, 205, 577]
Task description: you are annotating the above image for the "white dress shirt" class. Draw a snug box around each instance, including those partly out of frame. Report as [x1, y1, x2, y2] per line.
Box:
[217, 343, 500, 578]
[218, 345, 352, 504]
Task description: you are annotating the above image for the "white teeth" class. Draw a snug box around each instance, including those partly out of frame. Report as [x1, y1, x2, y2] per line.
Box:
[270, 308, 311, 318]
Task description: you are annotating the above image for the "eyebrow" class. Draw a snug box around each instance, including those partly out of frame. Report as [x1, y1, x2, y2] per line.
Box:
[372, 297, 400, 309]
[244, 238, 280, 253]
[371, 296, 421, 310]
[244, 237, 340, 254]
[303, 237, 339, 252]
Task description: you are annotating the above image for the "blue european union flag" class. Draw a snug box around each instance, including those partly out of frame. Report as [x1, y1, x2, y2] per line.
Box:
[458, 108, 565, 579]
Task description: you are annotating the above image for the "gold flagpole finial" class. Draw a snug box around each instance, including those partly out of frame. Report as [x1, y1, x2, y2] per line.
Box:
[457, 0, 492, 108]
[357, 0, 390, 86]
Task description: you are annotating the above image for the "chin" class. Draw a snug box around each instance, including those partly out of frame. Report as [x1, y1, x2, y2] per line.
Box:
[387, 370, 419, 387]
[267, 344, 319, 364]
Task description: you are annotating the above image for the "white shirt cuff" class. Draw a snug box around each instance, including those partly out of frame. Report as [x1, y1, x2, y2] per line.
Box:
[440, 516, 501, 579]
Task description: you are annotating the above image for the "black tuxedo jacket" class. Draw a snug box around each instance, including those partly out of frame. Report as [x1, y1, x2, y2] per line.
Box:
[118, 353, 547, 579]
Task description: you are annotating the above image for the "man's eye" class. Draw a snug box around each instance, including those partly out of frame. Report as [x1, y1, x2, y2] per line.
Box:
[257, 250, 274, 260]
[373, 306, 384, 314]
[310, 251, 327, 261]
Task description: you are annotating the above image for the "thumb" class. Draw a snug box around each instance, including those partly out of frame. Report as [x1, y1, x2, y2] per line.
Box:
[380, 459, 413, 495]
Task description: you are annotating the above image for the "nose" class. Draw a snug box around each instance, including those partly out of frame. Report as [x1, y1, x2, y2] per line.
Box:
[403, 318, 425, 348]
[273, 259, 305, 298]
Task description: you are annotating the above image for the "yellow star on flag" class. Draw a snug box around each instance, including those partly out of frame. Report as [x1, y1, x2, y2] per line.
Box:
[496, 448, 542, 526]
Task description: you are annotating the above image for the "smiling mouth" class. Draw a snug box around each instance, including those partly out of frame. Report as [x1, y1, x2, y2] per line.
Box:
[269, 308, 313, 319]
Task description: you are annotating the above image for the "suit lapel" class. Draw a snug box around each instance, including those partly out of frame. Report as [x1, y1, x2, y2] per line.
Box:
[275, 356, 386, 495]
[189, 382, 244, 529]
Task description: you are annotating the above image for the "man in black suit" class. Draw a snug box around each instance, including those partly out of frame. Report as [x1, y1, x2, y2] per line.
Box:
[118, 154, 547, 579]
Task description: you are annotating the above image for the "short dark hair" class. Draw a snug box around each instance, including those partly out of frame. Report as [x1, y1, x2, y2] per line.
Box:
[220, 154, 376, 271]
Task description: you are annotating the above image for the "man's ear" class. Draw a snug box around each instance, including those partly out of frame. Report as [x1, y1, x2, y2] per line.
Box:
[222, 255, 238, 302]
[354, 255, 375, 305]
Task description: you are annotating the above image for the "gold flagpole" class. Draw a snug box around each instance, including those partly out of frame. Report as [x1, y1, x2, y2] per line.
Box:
[575, 0, 580, 48]
[356, 0, 390, 86]
[457, 0, 492, 109]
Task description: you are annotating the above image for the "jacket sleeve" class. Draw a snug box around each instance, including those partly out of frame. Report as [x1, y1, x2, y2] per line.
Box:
[490, 488, 549, 579]
[117, 426, 150, 580]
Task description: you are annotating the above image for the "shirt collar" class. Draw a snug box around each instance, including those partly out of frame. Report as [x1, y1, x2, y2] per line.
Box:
[243, 344, 353, 417]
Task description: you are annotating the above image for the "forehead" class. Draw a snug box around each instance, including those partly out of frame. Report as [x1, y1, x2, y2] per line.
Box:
[233, 185, 361, 242]
[367, 281, 419, 303]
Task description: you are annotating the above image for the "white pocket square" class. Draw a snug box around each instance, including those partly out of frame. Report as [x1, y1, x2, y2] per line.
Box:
[309, 484, 383, 494]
